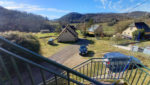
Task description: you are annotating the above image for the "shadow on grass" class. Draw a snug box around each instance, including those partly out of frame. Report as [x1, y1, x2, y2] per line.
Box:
[82, 51, 95, 57]
[48, 43, 59, 46]
[57, 38, 95, 45]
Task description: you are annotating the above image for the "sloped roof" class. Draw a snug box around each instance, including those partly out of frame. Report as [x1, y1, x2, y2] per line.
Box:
[57, 25, 78, 39]
[129, 22, 150, 32]
[88, 24, 99, 32]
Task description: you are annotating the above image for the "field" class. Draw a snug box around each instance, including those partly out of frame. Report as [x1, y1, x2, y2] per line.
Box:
[33, 33, 68, 57]
[138, 41, 150, 47]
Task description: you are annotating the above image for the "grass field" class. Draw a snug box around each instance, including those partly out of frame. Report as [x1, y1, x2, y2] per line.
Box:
[138, 41, 150, 47]
[33, 33, 68, 57]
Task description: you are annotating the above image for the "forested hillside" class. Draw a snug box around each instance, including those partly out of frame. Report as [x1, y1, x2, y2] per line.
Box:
[0, 6, 53, 32]
[57, 11, 150, 24]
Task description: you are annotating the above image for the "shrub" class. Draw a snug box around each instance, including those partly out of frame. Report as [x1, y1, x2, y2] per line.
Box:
[132, 29, 145, 40]
[0, 31, 41, 78]
[115, 20, 133, 33]
[0, 31, 40, 53]
[111, 33, 123, 41]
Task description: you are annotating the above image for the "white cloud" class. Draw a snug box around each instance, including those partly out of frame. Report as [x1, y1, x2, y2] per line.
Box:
[100, 0, 107, 9]
[94, 0, 108, 9]
[0, 1, 70, 13]
[108, 1, 112, 9]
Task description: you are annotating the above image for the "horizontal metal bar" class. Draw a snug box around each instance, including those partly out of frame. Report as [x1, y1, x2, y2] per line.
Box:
[72, 59, 92, 69]
[134, 64, 150, 76]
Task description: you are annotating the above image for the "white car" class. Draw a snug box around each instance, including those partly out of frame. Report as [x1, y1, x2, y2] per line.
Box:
[103, 52, 141, 72]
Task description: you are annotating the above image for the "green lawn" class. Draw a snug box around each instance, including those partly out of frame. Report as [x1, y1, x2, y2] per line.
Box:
[33, 33, 68, 57]
[138, 41, 150, 47]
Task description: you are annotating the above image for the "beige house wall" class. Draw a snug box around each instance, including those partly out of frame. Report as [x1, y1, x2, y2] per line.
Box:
[122, 26, 137, 38]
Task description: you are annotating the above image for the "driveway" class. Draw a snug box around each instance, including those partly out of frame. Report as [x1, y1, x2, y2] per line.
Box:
[50, 39, 90, 67]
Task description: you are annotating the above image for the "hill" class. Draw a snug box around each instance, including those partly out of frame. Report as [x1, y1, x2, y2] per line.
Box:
[0, 6, 53, 32]
[57, 11, 150, 24]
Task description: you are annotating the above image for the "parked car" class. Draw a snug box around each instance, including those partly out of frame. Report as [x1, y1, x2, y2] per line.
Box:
[48, 38, 54, 45]
[79, 45, 88, 56]
[103, 52, 141, 72]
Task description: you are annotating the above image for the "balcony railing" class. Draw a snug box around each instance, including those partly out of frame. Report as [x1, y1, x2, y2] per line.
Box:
[72, 58, 150, 85]
[0, 36, 149, 85]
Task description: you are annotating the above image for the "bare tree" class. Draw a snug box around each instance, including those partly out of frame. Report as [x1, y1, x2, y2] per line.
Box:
[94, 25, 104, 39]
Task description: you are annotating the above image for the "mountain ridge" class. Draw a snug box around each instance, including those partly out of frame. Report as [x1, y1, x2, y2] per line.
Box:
[56, 11, 150, 23]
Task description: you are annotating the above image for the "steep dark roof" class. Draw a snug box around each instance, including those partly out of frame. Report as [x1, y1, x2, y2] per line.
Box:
[129, 22, 150, 32]
[57, 25, 78, 39]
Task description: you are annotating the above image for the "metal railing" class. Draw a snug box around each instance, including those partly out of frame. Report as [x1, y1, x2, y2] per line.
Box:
[0, 36, 149, 85]
[0, 36, 104, 85]
[72, 58, 150, 85]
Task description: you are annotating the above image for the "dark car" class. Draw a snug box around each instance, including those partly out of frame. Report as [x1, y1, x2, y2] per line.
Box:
[79, 45, 88, 56]
[103, 52, 141, 72]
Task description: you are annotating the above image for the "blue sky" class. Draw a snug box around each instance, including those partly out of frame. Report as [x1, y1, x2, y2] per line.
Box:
[0, 0, 150, 19]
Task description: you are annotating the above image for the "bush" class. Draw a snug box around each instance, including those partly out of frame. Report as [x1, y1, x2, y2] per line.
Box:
[0, 31, 40, 53]
[0, 31, 41, 79]
[111, 33, 123, 41]
[132, 29, 145, 40]
[115, 20, 133, 33]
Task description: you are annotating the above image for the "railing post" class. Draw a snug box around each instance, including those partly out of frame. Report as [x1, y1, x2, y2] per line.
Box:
[54, 74, 58, 85]
[136, 70, 143, 85]
[90, 59, 93, 78]
[0, 55, 13, 85]
[40, 69, 46, 85]
[67, 71, 70, 85]
[141, 74, 147, 85]
[10, 56, 24, 85]
[131, 68, 138, 85]
[26, 64, 35, 85]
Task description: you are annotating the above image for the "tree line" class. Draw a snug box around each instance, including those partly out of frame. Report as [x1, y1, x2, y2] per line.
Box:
[0, 6, 53, 32]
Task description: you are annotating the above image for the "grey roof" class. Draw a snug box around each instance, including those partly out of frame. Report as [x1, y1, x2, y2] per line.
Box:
[57, 25, 78, 39]
[129, 22, 150, 32]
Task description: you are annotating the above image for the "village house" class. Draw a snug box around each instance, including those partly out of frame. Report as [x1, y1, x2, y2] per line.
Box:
[122, 22, 150, 39]
[57, 25, 78, 42]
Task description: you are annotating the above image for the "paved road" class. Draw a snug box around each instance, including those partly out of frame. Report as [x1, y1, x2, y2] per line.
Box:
[113, 45, 132, 51]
